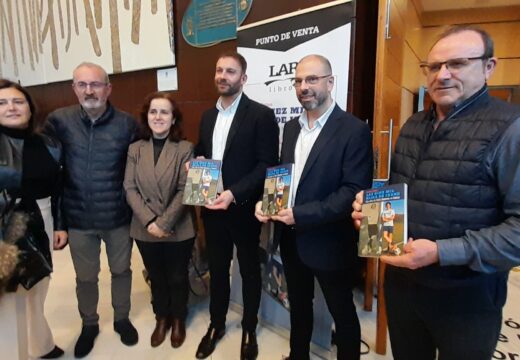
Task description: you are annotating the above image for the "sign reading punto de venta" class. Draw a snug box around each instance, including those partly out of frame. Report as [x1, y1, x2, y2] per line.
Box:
[182, 0, 252, 47]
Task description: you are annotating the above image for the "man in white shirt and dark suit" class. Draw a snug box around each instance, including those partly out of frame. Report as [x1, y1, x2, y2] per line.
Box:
[193, 51, 279, 360]
[256, 54, 373, 360]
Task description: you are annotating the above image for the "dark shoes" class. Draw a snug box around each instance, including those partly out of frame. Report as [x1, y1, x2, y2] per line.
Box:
[195, 325, 225, 359]
[114, 318, 139, 346]
[74, 324, 99, 358]
[40, 345, 64, 359]
[171, 318, 186, 348]
[74, 320, 137, 357]
[151, 316, 171, 347]
[240, 330, 258, 360]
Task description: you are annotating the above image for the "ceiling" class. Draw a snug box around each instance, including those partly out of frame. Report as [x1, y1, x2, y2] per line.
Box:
[420, 0, 520, 11]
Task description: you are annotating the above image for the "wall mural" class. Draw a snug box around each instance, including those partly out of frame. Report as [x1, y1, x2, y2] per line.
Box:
[0, 0, 175, 86]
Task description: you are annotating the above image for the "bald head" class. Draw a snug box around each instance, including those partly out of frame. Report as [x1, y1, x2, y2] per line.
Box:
[294, 54, 334, 118]
[297, 54, 332, 74]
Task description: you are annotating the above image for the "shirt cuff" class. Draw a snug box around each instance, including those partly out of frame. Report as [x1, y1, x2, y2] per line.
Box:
[437, 237, 468, 266]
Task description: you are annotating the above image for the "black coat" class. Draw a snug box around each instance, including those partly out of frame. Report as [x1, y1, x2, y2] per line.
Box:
[194, 94, 279, 208]
[277, 105, 373, 271]
[0, 127, 65, 289]
[0, 127, 65, 231]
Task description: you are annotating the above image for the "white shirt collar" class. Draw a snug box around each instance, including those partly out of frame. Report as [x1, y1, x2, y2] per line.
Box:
[298, 101, 336, 131]
[216, 92, 243, 113]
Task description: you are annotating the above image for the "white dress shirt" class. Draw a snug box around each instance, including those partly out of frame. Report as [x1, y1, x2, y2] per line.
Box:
[212, 92, 242, 193]
[212, 92, 243, 161]
[294, 102, 336, 190]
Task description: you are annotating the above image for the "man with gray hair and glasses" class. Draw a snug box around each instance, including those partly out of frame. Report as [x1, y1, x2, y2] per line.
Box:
[46, 62, 139, 358]
[352, 25, 520, 359]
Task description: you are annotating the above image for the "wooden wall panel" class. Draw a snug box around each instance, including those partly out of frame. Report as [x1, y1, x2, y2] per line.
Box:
[407, 22, 520, 62]
[480, 23, 520, 58]
[489, 58, 520, 87]
[401, 42, 424, 93]
[373, 0, 415, 178]
[406, 26, 443, 61]
[384, 48, 403, 91]
[422, 6, 520, 27]
[400, 87, 414, 128]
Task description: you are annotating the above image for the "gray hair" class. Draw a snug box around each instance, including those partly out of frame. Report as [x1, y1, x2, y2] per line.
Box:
[73, 62, 110, 83]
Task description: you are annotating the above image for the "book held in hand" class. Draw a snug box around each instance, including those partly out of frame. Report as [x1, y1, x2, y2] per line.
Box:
[182, 159, 221, 206]
[358, 183, 408, 257]
[261, 164, 295, 216]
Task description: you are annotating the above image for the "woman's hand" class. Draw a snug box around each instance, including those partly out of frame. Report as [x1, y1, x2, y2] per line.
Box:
[53, 231, 68, 250]
[147, 222, 169, 238]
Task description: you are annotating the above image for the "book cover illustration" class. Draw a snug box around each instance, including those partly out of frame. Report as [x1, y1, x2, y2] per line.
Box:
[261, 164, 295, 216]
[182, 159, 221, 206]
[358, 183, 408, 257]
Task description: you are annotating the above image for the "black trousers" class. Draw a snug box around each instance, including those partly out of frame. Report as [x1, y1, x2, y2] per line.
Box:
[203, 206, 261, 332]
[136, 238, 194, 319]
[385, 267, 506, 360]
[280, 231, 361, 360]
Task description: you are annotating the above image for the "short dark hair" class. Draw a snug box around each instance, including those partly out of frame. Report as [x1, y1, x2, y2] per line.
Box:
[139, 91, 183, 142]
[218, 51, 247, 73]
[385, 202, 392, 207]
[434, 25, 494, 58]
[0, 78, 38, 133]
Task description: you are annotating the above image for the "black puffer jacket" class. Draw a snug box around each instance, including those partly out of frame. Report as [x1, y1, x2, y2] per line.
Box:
[390, 88, 520, 286]
[46, 104, 137, 230]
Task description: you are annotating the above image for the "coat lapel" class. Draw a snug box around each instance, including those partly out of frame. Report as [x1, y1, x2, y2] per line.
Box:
[223, 95, 249, 159]
[298, 105, 342, 185]
[155, 140, 177, 184]
[206, 109, 218, 158]
[283, 121, 301, 164]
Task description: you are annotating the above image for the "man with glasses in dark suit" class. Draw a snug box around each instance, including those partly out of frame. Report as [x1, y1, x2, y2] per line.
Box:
[257, 54, 373, 360]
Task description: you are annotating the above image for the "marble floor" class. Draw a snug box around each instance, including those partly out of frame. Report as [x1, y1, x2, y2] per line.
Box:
[43, 245, 520, 360]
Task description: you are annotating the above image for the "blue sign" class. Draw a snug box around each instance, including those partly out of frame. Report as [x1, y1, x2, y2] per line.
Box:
[182, 0, 252, 47]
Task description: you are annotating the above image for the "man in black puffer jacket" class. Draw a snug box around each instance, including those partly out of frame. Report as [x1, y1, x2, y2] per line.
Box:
[46, 62, 139, 358]
[353, 26, 520, 360]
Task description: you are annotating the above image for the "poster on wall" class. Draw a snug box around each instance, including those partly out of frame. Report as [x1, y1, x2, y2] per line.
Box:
[237, 0, 353, 143]
[0, 0, 175, 86]
[237, 0, 354, 302]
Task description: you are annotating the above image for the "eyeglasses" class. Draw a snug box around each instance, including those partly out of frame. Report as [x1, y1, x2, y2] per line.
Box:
[419, 56, 488, 76]
[291, 74, 331, 87]
[73, 81, 108, 90]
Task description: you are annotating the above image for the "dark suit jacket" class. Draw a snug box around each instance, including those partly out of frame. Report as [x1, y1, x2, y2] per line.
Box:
[124, 139, 196, 242]
[194, 94, 279, 210]
[278, 105, 373, 270]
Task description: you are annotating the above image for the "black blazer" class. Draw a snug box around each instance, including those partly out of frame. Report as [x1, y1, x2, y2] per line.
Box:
[278, 105, 373, 270]
[194, 94, 279, 207]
